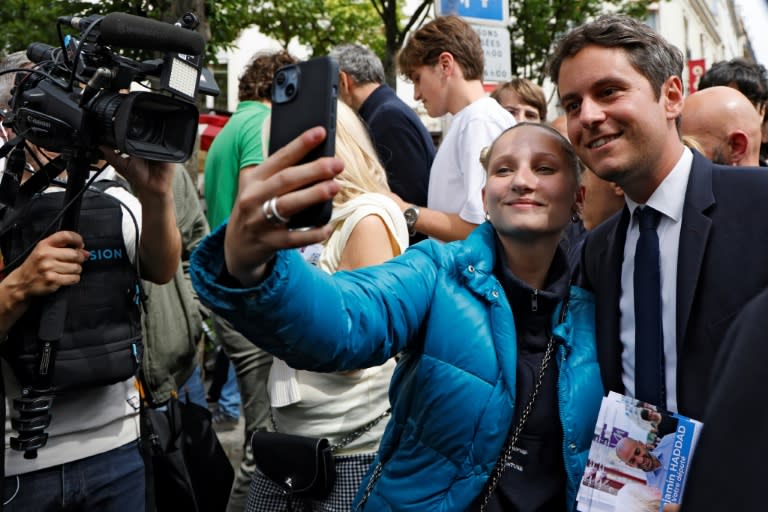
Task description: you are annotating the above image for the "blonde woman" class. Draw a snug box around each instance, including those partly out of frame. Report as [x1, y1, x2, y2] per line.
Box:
[248, 101, 408, 512]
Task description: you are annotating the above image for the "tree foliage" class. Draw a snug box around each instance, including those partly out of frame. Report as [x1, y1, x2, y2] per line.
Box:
[0, 0, 92, 55]
[0, 0, 258, 65]
[0, 0, 654, 91]
[249, 0, 386, 61]
[508, 0, 653, 84]
[369, 0, 432, 87]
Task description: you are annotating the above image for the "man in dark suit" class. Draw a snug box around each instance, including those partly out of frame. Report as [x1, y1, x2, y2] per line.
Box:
[547, 14, 768, 421]
[678, 287, 768, 511]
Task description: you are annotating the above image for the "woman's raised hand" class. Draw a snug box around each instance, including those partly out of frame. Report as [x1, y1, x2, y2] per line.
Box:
[224, 127, 343, 286]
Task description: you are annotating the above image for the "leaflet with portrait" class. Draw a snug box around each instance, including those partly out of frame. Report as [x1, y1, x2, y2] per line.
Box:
[576, 391, 702, 512]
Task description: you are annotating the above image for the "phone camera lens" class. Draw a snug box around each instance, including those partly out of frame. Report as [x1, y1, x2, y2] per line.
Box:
[285, 83, 296, 98]
[276, 72, 286, 86]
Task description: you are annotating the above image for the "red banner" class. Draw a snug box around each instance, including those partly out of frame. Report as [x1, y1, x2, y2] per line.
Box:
[688, 59, 706, 93]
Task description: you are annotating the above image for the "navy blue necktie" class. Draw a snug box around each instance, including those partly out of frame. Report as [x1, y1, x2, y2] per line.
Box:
[634, 206, 665, 407]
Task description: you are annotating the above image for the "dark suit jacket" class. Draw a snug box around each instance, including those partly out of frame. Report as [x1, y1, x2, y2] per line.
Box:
[679, 286, 768, 511]
[580, 150, 768, 420]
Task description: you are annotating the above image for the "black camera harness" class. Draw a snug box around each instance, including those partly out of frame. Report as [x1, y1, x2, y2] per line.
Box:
[0, 140, 144, 465]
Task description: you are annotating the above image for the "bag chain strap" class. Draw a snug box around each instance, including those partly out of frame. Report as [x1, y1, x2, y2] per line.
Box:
[360, 300, 570, 512]
[330, 408, 391, 451]
[269, 407, 391, 453]
[356, 458, 384, 511]
[357, 334, 558, 512]
[478, 331, 558, 511]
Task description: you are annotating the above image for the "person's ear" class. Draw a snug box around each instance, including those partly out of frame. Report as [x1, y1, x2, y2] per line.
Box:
[662, 76, 684, 121]
[437, 52, 455, 77]
[339, 71, 350, 93]
[727, 131, 749, 165]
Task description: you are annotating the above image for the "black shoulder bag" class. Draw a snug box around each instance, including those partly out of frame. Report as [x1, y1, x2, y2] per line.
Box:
[251, 407, 390, 500]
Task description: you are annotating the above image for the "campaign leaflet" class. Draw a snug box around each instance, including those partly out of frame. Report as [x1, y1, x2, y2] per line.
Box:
[576, 391, 702, 512]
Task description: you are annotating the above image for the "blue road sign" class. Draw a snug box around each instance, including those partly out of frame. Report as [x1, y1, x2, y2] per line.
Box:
[438, 0, 507, 23]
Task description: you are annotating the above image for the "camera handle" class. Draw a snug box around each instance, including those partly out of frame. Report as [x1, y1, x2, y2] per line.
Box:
[10, 152, 90, 459]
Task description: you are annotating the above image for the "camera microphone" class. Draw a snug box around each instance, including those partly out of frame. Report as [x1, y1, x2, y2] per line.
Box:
[26, 43, 58, 64]
[98, 12, 205, 56]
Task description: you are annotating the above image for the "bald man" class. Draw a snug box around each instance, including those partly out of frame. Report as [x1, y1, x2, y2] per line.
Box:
[616, 434, 675, 491]
[681, 86, 763, 167]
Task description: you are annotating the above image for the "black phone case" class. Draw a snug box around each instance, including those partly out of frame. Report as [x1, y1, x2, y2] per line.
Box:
[269, 56, 339, 229]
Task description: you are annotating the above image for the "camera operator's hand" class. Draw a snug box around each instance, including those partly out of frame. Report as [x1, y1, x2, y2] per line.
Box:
[225, 127, 342, 286]
[101, 149, 181, 284]
[0, 231, 88, 337]
[100, 149, 176, 200]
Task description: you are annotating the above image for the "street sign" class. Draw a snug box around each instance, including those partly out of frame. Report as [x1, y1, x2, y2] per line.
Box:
[437, 0, 509, 25]
[473, 24, 511, 83]
[688, 59, 706, 93]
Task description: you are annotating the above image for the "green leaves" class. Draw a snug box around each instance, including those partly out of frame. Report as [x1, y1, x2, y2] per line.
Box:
[0, 0, 93, 54]
[0, 0, 655, 96]
[508, 0, 654, 83]
[249, 0, 385, 58]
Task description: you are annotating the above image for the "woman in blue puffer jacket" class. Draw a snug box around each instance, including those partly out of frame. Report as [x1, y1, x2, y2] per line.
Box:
[191, 122, 603, 512]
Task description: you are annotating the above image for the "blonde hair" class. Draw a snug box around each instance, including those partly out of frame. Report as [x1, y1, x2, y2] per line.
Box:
[333, 101, 391, 207]
[681, 134, 705, 154]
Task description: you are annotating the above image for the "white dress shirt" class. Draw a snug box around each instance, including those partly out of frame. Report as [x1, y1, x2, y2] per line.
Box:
[619, 147, 693, 412]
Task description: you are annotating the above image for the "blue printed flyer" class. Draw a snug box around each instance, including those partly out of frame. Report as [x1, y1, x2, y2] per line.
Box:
[576, 391, 702, 512]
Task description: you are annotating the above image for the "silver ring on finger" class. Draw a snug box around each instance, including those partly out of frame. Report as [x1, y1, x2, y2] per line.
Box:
[262, 196, 290, 226]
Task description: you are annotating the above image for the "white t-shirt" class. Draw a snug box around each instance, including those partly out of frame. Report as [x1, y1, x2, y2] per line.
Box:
[269, 193, 406, 455]
[427, 96, 515, 225]
[4, 174, 143, 476]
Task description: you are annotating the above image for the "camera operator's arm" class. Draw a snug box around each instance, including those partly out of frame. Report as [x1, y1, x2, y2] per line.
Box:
[103, 151, 181, 284]
[0, 231, 88, 337]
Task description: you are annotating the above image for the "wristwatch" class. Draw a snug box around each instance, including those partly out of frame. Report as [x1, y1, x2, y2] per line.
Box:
[403, 205, 421, 236]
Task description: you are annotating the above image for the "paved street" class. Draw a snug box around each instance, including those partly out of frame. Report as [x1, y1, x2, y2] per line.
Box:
[213, 411, 246, 469]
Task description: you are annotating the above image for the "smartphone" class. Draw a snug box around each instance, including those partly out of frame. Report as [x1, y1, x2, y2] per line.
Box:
[269, 56, 339, 230]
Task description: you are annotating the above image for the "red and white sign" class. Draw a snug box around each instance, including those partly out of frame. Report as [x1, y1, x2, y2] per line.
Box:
[198, 113, 230, 151]
[688, 59, 706, 94]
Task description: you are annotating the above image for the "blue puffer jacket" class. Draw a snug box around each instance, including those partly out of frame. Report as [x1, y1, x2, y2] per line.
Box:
[191, 222, 603, 511]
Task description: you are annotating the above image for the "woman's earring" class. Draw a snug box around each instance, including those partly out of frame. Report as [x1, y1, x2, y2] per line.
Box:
[571, 212, 580, 223]
[485, 212, 491, 222]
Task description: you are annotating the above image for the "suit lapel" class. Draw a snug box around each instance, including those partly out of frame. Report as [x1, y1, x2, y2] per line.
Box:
[595, 207, 630, 392]
[676, 152, 715, 350]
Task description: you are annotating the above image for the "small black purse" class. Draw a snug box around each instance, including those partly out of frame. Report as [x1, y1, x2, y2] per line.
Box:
[251, 408, 391, 500]
[251, 431, 336, 500]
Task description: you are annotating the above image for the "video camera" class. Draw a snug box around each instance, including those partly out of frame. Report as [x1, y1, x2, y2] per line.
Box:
[5, 11, 210, 163]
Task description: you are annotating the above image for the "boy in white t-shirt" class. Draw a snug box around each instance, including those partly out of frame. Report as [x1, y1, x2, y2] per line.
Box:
[391, 15, 515, 242]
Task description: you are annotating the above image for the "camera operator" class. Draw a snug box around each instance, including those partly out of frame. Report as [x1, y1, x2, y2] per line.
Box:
[0, 51, 181, 511]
